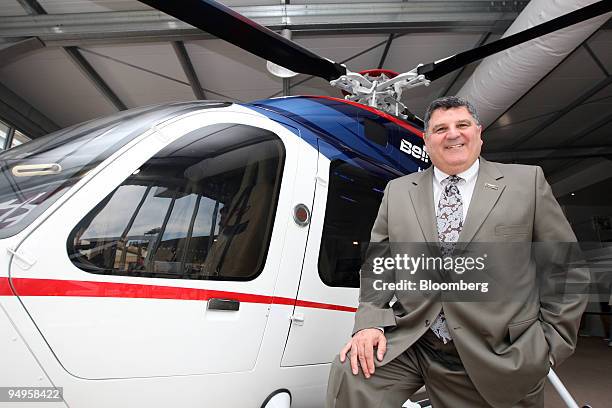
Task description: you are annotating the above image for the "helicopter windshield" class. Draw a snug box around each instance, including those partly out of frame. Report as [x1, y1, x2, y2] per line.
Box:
[0, 103, 222, 239]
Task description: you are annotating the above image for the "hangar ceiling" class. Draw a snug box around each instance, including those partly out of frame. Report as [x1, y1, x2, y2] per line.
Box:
[0, 0, 611, 201]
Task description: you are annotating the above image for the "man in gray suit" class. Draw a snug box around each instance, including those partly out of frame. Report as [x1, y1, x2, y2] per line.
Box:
[326, 96, 588, 407]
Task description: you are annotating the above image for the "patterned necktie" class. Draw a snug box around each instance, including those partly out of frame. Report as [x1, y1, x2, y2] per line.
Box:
[431, 175, 463, 343]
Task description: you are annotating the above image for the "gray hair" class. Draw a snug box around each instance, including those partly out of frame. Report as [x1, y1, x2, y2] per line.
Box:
[423, 96, 480, 134]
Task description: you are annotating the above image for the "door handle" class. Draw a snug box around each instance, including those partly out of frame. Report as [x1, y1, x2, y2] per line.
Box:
[208, 298, 240, 311]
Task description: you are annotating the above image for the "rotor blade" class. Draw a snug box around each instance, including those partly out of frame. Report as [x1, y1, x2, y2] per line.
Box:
[139, 0, 347, 81]
[418, 0, 612, 81]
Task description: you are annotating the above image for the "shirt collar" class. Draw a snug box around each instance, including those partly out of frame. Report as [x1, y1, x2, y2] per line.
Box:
[433, 158, 480, 185]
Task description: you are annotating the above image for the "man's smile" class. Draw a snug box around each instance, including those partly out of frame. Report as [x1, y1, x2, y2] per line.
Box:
[445, 143, 464, 149]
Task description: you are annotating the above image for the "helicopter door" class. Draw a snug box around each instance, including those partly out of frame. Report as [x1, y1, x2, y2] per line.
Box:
[282, 139, 396, 366]
[8, 111, 306, 379]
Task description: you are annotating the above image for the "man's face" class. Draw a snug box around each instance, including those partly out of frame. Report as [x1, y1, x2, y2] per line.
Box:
[424, 106, 482, 175]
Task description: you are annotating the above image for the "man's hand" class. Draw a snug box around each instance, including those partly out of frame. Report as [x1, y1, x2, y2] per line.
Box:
[339, 328, 387, 378]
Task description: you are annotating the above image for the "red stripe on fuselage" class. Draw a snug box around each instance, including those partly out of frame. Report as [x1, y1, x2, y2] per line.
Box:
[0, 277, 13, 296]
[0, 277, 356, 313]
[308, 95, 424, 138]
[294, 299, 356, 313]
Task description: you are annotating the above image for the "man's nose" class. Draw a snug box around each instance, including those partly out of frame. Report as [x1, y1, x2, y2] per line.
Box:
[446, 126, 461, 138]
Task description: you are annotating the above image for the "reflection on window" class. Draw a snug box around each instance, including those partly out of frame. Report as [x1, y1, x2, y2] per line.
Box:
[0, 122, 8, 150]
[11, 130, 31, 148]
[0, 106, 170, 239]
[318, 159, 396, 287]
[0, 123, 31, 151]
[69, 123, 284, 281]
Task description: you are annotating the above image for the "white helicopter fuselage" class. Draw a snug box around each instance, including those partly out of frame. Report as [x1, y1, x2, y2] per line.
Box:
[0, 98, 426, 407]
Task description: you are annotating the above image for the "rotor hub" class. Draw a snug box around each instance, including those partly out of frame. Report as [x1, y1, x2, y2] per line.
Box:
[330, 67, 430, 118]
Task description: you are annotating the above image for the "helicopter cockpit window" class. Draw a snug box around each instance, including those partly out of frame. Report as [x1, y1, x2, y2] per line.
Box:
[0, 103, 218, 239]
[68, 123, 284, 281]
[318, 159, 396, 287]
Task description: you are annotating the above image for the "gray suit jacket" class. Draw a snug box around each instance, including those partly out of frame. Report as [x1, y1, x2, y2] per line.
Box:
[353, 158, 588, 407]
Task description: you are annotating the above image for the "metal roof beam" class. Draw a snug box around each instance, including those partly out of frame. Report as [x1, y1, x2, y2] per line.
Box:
[486, 108, 612, 164]
[485, 144, 612, 161]
[0, 2, 528, 46]
[438, 32, 490, 98]
[549, 158, 612, 198]
[584, 42, 609, 77]
[64, 46, 127, 111]
[77, 47, 240, 101]
[508, 75, 612, 149]
[172, 41, 205, 100]
[268, 33, 408, 98]
[0, 37, 44, 67]
[15, 0, 46, 15]
[543, 110, 612, 189]
[16, 0, 127, 120]
[574, 109, 612, 142]
[0, 81, 59, 138]
[3, 126, 15, 150]
[377, 34, 394, 69]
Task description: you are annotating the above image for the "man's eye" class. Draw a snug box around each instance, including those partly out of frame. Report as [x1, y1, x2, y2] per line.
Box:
[435, 128, 446, 133]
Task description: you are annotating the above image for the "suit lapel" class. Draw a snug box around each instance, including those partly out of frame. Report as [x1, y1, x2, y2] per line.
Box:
[458, 158, 505, 245]
[408, 167, 439, 243]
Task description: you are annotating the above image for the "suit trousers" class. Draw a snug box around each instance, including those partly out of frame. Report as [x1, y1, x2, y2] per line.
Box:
[326, 330, 545, 408]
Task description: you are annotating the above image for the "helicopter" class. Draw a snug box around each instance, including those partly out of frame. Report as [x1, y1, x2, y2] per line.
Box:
[1, 1, 610, 407]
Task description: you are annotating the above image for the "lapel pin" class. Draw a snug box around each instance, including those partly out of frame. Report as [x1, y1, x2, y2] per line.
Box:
[484, 183, 499, 190]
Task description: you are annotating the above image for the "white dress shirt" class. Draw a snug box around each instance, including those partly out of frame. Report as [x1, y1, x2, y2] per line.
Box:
[433, 159, 480, 219]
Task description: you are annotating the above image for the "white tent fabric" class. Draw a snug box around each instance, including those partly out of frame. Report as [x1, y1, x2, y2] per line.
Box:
[457, 0, 612, 128]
